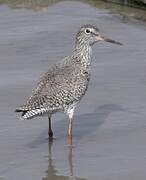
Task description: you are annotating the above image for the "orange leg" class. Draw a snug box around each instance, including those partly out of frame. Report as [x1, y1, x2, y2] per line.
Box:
[68, 117, 73, 137]
[67, 107, 75, 145]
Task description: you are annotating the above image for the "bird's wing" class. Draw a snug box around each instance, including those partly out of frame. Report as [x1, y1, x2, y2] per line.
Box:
[31, 62, 76, 98]
[15, 63, 76, 119]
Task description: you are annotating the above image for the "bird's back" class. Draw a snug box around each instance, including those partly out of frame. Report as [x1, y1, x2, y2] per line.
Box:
[16, 55, 90, 119]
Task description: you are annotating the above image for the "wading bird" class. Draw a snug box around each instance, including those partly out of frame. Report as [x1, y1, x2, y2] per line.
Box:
[15, 24, 122, 142]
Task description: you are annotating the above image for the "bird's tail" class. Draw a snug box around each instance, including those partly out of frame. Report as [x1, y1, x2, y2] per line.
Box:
[15, 107, 33, 120]
[15, 107, 48, 120]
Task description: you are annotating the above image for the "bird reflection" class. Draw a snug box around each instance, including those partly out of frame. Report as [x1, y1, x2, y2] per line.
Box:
[42, 140, 86, 180]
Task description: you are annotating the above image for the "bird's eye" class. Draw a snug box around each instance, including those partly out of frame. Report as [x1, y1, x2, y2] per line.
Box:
[85, 29, 91, 34]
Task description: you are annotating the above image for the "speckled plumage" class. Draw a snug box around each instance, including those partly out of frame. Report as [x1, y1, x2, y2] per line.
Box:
[15, 24, 122, 139]
[19, 57, 91, 120]
[16, 25, 94, 120]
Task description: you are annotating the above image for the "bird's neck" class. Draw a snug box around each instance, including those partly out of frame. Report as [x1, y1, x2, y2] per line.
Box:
[74, 44, 92, 67]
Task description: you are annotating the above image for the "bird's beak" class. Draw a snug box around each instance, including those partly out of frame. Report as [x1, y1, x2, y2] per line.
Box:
[103, 37, 123, 45]
[97, 35, 123, 45]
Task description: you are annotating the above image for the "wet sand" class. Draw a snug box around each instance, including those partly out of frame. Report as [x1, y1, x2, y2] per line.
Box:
[0, 1, 146, 180]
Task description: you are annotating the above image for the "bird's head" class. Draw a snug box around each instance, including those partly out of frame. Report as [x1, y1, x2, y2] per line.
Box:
[76, 24, 122, 46]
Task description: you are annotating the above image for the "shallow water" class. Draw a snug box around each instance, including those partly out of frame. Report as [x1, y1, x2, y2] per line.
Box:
[0, 1, 146, 180]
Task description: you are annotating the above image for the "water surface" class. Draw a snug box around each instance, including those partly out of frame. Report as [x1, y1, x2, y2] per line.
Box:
[0, 1, 146, 180]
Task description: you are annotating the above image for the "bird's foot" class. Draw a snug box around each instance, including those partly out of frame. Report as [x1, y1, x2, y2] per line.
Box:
[48, 130, 55, 142]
